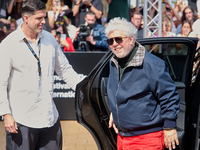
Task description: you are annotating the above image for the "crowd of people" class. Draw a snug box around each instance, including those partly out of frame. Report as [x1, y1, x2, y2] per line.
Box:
[0, 0, 200, 51]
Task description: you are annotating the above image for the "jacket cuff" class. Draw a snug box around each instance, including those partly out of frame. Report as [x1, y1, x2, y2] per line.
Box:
[163, 119, 177, 128]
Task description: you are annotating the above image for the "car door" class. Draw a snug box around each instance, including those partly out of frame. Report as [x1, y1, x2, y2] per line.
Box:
[75, 37, 200, 150]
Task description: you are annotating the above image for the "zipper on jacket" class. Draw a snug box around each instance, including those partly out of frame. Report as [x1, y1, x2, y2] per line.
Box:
[115, 80, 126, 134]
[115, 66, 129, 134]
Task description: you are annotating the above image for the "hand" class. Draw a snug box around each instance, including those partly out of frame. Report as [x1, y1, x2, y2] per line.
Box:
[162, 31, 167, 37]
[109, 113, 118, 134]
[86, 36, 96, 45]
[3, 114, 18, 134]
[53, 1, 62, 14]
[0, 18, 10, 24]
[164, 129, 179, 150]
[52, 6, 57, 15]
[57, 6, 63, 14]
[82, 0, 92, 6]
[164, 0, 172, 9]
[60, 39, 69, 48]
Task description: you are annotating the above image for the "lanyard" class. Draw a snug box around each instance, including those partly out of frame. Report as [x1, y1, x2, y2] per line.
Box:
[23, 38, 41, 77]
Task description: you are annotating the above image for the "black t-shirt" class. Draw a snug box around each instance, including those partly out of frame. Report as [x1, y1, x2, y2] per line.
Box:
[79, 0, 103, 25]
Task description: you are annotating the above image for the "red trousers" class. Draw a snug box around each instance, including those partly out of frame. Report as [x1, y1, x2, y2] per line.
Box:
[117, 130, 165, 150]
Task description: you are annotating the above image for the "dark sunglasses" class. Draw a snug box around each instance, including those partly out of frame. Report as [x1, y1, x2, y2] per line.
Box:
[107, 37, 127, 45]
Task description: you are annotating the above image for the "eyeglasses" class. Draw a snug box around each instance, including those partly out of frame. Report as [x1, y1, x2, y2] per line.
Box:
[107, 37, 127, 45]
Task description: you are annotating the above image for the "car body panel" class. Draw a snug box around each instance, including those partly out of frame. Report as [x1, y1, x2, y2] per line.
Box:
[75, 37, 200, 150]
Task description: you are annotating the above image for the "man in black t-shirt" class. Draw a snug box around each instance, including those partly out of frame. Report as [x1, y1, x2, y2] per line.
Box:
[72, 0, 103, 26]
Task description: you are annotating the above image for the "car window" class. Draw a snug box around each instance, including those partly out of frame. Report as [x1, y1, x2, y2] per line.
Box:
[143, 43, 189, 82]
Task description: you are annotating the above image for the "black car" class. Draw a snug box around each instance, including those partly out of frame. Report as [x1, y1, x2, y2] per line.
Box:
[75, 37, 200, 150]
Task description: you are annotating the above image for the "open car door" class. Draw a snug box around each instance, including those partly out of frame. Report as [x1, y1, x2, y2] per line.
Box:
[75, 37, 200, 150]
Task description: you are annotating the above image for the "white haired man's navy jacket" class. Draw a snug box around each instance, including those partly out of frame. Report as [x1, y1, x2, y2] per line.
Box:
[107, 43, 180, 137]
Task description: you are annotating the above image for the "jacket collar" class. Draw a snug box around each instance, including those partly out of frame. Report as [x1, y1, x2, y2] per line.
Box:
[111, 41, 145, 67]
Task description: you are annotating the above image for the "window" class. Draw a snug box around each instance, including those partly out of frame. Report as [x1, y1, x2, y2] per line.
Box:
[144, 43, 189, 82]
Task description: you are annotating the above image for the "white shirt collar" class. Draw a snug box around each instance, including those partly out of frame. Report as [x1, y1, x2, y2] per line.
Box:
[17, 24, 44, 44]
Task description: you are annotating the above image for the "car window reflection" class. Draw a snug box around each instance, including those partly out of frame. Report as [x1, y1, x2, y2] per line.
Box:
[145, 43, 188, 82]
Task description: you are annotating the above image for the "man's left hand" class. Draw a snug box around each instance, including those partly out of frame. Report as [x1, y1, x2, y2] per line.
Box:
[164, 129, 179, 150]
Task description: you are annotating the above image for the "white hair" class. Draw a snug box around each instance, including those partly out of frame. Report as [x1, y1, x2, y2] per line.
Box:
[105, 17, 137, 39]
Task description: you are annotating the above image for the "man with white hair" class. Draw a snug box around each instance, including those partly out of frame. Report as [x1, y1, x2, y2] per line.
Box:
[105, 17, 180, 150]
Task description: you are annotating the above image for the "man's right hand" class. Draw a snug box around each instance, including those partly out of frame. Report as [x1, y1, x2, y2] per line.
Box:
[3, 114, 18, 133]
[109, 113, 118, 134]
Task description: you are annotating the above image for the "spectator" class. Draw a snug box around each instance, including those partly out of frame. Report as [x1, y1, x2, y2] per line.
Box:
[72, 0, 103, 26]
[0, 18, 17, 42]
[176, 6, 199, 35]
[175, 20, 193, 55]
[162, 19, 175, 37]
[51, 23, 75, 52]
[7, 0, 22, 20]
[0, 24, 10, 42]
[46, 0, 72, 28]
[130, 6, 143, 17]
[0, 18, 10, 29]
[107, 0, 130, 22]
[10, 18, 17, 31]
[150, 0, 180, 34]
[152, 17, 174, 38]
[152, 19, 175, 53]
[164, 0, 181, 34]
[174, 0, 187, 18]
[131, 11, 143, 39]
[73, 10, 108, 51]
[177, 20, 192, 37]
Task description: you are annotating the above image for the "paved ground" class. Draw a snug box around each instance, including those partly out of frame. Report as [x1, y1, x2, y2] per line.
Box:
[0, 121, 98, 150]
